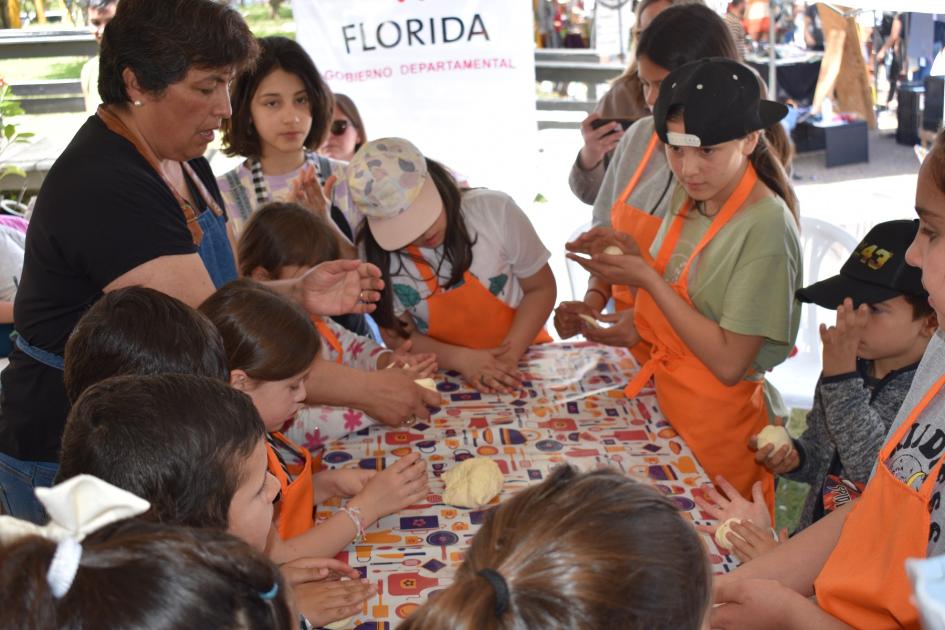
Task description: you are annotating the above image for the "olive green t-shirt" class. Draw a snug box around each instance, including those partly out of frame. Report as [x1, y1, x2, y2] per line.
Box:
[649, 186, 803, 417]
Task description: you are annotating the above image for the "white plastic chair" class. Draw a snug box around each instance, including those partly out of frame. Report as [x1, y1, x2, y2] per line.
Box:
[766, 217, 860, 411]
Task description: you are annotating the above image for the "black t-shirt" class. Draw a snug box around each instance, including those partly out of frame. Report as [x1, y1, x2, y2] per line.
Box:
[0, 115, 220, 461]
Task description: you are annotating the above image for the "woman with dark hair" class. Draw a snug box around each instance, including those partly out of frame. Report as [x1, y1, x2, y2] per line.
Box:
[320, 93, 368, 162]
[0, 0, 382, 523]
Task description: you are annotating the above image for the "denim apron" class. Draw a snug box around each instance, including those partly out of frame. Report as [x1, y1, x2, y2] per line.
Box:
[15, 107, 236, 371]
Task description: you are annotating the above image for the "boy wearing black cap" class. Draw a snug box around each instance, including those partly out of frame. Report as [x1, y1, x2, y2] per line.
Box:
[753, 219, 936, 534]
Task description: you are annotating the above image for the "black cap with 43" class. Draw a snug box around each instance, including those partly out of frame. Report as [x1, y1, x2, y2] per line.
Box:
[653, 57, 788, 148]
[796, 220, 927, 309]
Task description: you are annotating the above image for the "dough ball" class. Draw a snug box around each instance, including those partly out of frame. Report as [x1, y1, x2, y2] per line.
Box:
[714, 517, 743, 549]
[442, 457, 504, 508]
[323, 616, 354, 630]
[603, 245, 624, 255]
[757, 425, 792, 452]
[414, 378, 438, 392]
[578, 313, 601, 329]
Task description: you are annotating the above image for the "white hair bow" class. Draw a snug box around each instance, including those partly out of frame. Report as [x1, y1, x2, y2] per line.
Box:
[0, 475, 150, 598]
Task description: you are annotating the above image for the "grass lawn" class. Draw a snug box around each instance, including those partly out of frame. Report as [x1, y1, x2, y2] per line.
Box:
[775, 407, 811, 533]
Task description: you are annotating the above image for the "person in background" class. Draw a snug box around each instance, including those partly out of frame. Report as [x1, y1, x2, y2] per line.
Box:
[80, 0, 118, 114]
[399, 466, 711, 630]
[725, 0, 751, 60]
[319, 93, 367, 163]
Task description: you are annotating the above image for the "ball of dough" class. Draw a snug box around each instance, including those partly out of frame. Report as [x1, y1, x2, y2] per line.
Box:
[414, 378, 438, 392]
[714, 517, 743, 549]
[323, 616, 354, 630]
[442, 457, 504, 508]
[603, 245, 624, 255]
[578, 313, 601, 329]
[756, 425, 792, 452]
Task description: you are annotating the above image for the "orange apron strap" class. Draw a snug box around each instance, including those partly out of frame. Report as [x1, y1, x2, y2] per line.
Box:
[676, 165, 758, 287]
[653, 199, 690, 274]
[404, 245, 441, 295]
[615, 132, 660, 206]
[312, 317, 344, 365]
[624, 350, 659, 398]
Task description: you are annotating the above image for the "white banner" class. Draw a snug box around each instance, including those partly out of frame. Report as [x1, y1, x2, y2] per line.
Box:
[294, 0, 538, 205]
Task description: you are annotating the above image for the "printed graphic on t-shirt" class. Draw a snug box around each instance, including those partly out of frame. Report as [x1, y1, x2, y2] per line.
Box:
[885, 418, 945, 542]
[822, 474, 865, 513]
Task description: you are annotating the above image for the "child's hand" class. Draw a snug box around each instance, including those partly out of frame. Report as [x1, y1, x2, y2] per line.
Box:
[820, 297, 868, 377]
[747, 421, 800, 475]
[378, 339, 438, 378]
[279, 557, 360, 587]
[313, 468, 376, 502]
[460, 345, 523, 394]
[553, 301, 601, 339]
[349, 452, 428, 524]
[293, 578, 376, 628]
[711, 577, 812, 629]
[695, 476, 772, 536]
[566, 232, 656, 289]
[582, 309, 642, 348]
[360, 369, 437, 427]
[290, 163, 335, 216]
[724, 520, 788, 563]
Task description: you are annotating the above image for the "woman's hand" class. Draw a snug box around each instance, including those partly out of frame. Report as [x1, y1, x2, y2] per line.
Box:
[581, 309, 641, 348]
[291, 163, 336, 216]
[458, 345, 523, 394]
[577, 112, 625, 171]
[695, 476, 773, 536]
[553, 300, 600, 339]
[359, 369, 439, 427]
[298, 259, 384, 316]
[350, 452, 429, 524]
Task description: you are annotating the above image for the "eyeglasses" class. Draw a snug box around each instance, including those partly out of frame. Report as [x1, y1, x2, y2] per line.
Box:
[330, 120, 351, 136]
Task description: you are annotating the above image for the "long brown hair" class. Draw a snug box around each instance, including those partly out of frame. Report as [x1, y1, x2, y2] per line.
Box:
[928, 129, 945, 193]
[400, 466, 711, 630]
[0, 519, 293, 630]
[359, 159, 475, 337]
[199, 279, 319, 382]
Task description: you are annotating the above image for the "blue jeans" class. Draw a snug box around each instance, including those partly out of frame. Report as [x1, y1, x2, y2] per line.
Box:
[0, 451, 58, 523]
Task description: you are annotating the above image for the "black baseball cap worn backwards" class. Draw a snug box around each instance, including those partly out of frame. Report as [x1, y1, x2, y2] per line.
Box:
[653, 57, 788, 148]
[796, 220, 927, 309]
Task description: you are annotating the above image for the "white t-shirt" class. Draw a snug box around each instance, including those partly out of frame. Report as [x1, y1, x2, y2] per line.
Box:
[383, 189, 550, 335]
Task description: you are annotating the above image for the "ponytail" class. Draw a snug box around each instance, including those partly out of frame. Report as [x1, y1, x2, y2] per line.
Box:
[749, 133, 800, 225]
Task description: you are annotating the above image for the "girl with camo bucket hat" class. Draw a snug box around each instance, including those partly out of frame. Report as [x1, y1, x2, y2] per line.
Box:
[349, 138, 556, 395]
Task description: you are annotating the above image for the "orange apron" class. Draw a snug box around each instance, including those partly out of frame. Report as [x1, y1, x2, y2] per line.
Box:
[609, 132, 662, 363]
[404, 246, 552, 349]
[266, 431, 323, 540]
[625, 164, 775, 513]
[814, 372, 945, 628]
[313, 317, 343, 365]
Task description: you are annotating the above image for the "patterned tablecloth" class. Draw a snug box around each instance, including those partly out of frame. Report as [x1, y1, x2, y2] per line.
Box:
[316, 342, 735, 629]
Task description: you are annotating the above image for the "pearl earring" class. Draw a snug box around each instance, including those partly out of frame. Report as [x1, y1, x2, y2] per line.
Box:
[133, 100, 143, 107]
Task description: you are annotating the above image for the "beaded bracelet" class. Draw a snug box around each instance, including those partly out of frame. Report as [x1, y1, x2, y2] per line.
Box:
[340, 505, 365, 544]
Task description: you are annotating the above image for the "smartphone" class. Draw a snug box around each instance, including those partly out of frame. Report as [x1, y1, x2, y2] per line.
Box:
[591, 118, 636, 132]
